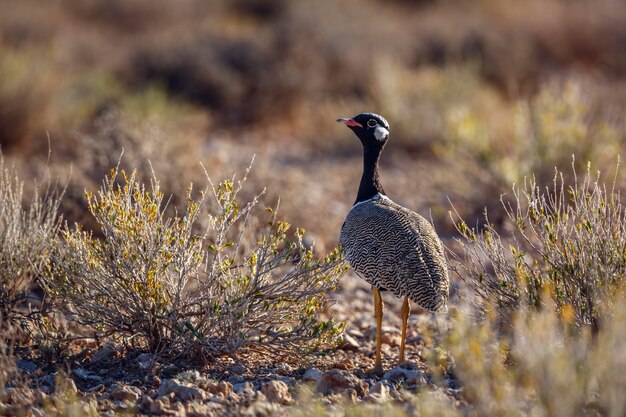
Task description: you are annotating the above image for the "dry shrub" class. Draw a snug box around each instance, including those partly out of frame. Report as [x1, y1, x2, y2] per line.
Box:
[444, 295, 626, 417]
[452, 162, 626, 331]
[0, 328, 17, 392]
[0, 154, 63, 329]
[46, 165, 346, 360]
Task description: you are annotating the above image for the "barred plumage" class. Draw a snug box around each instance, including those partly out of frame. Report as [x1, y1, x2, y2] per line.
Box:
[340, 194, 449, 312]
[336, 112, 449, 373]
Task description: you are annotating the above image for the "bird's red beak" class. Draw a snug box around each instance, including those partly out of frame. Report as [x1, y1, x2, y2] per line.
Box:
[336, 118, 363, 128]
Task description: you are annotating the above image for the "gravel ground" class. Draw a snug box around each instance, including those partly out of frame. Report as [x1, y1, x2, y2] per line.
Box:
[3, 271, 463, 416]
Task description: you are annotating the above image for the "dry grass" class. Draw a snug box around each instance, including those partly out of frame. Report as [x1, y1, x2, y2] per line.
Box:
[0, 154, 63, 332]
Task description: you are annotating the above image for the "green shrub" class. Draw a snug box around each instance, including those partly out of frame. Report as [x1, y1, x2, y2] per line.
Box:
[452, 162, 626, 330]
[46, 165, 346, 359]
[0, 155, 63, 329]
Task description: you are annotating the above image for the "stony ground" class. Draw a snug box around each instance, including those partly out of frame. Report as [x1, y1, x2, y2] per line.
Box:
[3, 272, 462, 417]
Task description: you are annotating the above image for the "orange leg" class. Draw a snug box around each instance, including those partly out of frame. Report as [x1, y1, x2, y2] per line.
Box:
[399, 296, 410, 364]
[372, 286, 384, 375]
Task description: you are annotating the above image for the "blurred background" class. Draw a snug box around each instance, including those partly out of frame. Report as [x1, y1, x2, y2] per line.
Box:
[1, 0, 626, 252]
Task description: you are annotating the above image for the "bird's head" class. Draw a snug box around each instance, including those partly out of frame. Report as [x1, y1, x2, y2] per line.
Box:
[337, 112, 390, 149]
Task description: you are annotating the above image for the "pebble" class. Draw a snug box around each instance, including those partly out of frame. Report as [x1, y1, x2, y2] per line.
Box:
[150, 397, 171, 415]
[110, 384, 141, 402]
[186, 402, 222, 417]
[383, 365, 425, 383]
[261, 380, 293, 405]
[342, 358, 358, 371]
[73, 368, 104, 384]
[347, 328, 365, 338]
[88, 345, 116, 365]
[204, 380, 232, 397]
[407, 370, 429, 386]
[228, 364, 247, 375]
[315, 369, 368, 397]
[339, 333, 360, 351]
[366, 381, 388, 403]
[381, 332, 402, 347]
[157, 379, 206, 402]
[302, 368, 323, 382]
[233, 381, 256, 398]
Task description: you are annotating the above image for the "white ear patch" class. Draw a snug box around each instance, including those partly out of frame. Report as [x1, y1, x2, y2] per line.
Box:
[374, 126, 389, 141]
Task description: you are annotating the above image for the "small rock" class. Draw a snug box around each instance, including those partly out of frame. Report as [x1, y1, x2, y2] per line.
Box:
[407, 370, 428, 386]
[137, 353, 152, 363]
[204, 380, 232, 397]
[140, 394, 153, 409]
[73, 368, 104, 384]
[347, 328, 364, 338]
[187, 402, 221, 417]
[243, 397, 284, 416]
[383, 365, 422, 382]
[87, 384, 105, 393]
[275, 363, 293, 373]
[150, 397, 170, 415]
[157, 379, 206, 402]
[335, 358, 354, 371]
[277, 376, 296, 387]
[169, 402, 185, 416]
[228, 364, 247, 375]
[227, 375, 244, 384]
[339, 334, 360, 351]
[398, 361, 418, 370]
[16, 360, 37, 373]
[150, 397, 184, 416]
[110, 384, 141, 402]
[381, 332, 401, 347]
[303, 368, 323, 383]
[89, 345, 116, 365]
[261, 380, 293, 405]
[315, 370, 368, 397]
[233, 382, 256, 398]
[381, 325, 399, 333]
[366, 381, 388, 403]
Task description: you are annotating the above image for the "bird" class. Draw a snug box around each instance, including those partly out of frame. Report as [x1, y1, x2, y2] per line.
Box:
[336, 112, 449, 374]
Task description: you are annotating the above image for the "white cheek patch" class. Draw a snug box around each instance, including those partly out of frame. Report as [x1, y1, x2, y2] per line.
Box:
[374, 126, 389, 141]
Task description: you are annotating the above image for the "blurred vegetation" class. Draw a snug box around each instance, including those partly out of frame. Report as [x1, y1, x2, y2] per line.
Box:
[1, 0, 624, 239]
[1, 0, 626, 415]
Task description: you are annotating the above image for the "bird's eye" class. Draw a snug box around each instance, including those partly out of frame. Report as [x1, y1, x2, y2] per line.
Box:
[367, 119, 377, 128]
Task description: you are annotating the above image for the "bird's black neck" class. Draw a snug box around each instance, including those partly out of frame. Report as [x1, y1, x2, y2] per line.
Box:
[355, 146, 385, 204]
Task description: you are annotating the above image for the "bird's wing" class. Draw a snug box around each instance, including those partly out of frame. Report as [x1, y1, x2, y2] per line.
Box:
[340, 198, 448, 311]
